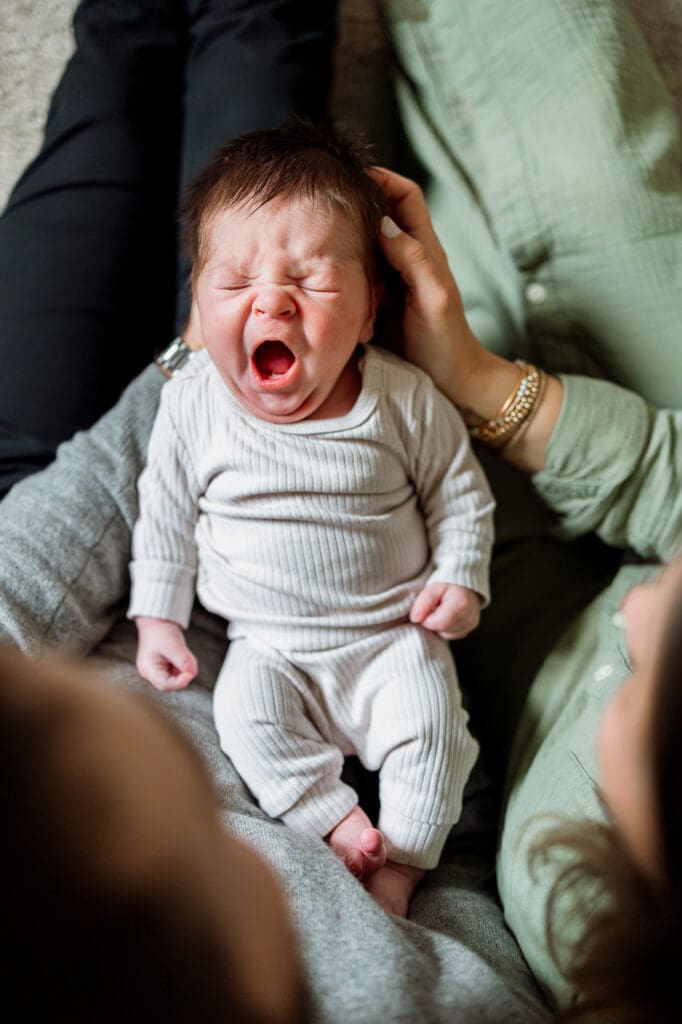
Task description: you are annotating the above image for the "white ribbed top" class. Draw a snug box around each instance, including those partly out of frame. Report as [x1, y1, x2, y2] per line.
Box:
[129, 346, 494, 650]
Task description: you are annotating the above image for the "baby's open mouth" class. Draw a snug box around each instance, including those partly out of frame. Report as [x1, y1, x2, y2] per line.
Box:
[253, 340, 296, 380]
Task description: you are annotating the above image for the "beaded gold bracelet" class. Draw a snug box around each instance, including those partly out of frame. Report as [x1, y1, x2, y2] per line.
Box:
[503, 362, 548, 452]
[468, 360, 545, 451]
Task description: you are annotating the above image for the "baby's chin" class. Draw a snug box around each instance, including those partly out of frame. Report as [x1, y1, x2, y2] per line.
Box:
[239, 385, 320, 424]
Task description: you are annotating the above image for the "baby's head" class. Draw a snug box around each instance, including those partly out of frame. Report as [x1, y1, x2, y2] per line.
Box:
[185, 120, 387, 288]
[183, 120, 388, 423]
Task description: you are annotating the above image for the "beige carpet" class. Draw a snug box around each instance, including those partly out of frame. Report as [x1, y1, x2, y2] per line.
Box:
[1, 1, 681, 210]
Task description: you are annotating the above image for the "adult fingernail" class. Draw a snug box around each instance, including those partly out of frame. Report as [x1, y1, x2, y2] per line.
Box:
[381, 215, 401, 239]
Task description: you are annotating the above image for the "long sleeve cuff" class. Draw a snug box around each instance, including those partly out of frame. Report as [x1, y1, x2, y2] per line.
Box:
[429, 540, 493, 606]
[128, 562, 197, 628]
[425, 561, 489, 606]
[531, 374, 650, 540]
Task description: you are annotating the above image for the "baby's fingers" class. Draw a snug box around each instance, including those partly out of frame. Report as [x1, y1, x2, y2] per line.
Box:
[436, 593, 481, 641]
[409, 582, 449, 626]
[411, 586, 480, 640]
[138, 645, 198, 693]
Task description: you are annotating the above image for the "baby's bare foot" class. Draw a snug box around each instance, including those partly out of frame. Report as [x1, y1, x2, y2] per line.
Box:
[327, 806, 387, 881]
[343, 827, 387, 880]
[364, 861, 425, 918]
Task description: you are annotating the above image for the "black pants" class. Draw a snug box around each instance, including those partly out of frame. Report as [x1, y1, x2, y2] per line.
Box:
[0, 0, 336, 496]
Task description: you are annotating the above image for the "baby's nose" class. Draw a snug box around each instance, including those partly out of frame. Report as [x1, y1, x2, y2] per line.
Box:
[253, 286, 295, 319]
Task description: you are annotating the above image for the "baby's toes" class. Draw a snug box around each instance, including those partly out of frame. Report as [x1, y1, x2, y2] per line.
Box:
[358, 828, 387, 878]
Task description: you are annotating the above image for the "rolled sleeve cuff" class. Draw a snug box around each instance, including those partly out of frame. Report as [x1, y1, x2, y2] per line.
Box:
[532, 374, 649, 528]
[128, 562, 196, 627]
[428, 547, 493, 607]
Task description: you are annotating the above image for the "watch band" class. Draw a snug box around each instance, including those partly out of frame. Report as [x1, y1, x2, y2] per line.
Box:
[155, 336, 196, 378]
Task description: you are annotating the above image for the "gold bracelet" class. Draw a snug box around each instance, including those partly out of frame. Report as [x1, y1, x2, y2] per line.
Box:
[503, 363, 548, 452]
[469, 360, 544, 450]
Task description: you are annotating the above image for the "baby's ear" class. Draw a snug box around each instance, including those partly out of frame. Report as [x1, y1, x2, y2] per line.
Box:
[369, 266, 406, 355]
[359, 286, 380, 344]
[182, 299, 204, 352]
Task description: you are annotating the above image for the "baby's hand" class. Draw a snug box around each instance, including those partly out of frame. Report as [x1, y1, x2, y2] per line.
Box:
[135, 617, 199, 692]
[409, 583, 481, 641]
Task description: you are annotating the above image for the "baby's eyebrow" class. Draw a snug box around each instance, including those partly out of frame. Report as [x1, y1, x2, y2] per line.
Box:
[210, 258, 251, 277]
[207, 249, 357, 279]
[295, 262, 341, 276]
[291, 253, 355, 274]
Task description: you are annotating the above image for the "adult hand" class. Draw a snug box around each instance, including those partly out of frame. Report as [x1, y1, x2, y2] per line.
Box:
[370, 166, 563, 473]
[369, 167, 484, 402]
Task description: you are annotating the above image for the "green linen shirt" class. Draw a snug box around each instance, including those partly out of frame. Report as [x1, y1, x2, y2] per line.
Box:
[499, 374, 682, 1005]
[380, 1, 682, 1003]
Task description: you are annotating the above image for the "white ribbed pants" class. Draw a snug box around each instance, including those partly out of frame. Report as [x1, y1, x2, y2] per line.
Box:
[213, 624, 479, 869]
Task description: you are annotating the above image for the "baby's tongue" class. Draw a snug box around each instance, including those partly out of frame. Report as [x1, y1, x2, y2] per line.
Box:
[255, 341, 294, 377]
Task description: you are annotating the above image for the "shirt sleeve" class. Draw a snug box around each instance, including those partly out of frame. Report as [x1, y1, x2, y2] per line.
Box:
[410, 377, 496, 605]
[533, 373, 682, 561]
[128, 384, 201, 628]
[0, 365, 164, 655]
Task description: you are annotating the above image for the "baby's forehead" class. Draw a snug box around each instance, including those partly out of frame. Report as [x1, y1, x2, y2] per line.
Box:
[203, 192, 367, 264]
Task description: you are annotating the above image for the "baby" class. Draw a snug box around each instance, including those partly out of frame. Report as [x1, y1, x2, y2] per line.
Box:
[129, 122, 494, 916]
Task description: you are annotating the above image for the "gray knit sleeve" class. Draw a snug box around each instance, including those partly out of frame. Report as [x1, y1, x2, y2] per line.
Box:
[0, 365, 164, 655]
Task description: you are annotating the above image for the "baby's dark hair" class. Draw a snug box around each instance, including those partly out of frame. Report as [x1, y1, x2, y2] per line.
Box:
[183, 118, 388, 285]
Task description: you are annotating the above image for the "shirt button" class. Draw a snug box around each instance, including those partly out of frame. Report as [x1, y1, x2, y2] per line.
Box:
[525, 281, 548, 305]
[610, 610, 625, 630]
[593, 664, 614, 682]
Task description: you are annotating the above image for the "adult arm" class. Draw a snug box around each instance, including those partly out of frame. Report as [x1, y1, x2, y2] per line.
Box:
[373, 168, 681, 561]
[0, 365, 164, 656]
[533, 375, 682, 561]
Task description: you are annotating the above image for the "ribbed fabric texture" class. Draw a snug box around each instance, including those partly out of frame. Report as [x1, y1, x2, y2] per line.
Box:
[215, 626, 480, 868]
[128, 344, 493, 865]
[129, 345, 494, 650]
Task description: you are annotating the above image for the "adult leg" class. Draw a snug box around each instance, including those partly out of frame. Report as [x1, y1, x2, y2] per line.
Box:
[175, 0, 338, 325]
[0, 0, 185, 495]
[0, 0, 339, 496]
